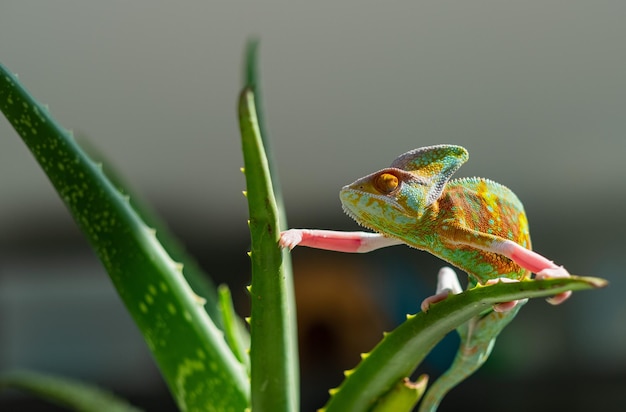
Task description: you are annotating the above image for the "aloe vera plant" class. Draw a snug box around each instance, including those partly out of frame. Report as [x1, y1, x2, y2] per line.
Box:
[0, 44, 606, 411]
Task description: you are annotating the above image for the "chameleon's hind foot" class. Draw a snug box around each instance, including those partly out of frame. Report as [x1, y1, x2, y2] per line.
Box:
[498, 240, 572, 305]
[485, 278, 525, 312]
[535, 266, 572, 305]
[420, 269, 525, 313]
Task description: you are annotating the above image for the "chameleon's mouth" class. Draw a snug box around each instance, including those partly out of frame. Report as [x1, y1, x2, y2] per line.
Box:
[340, 202, 366, 227]
[339, 186, 406, 232]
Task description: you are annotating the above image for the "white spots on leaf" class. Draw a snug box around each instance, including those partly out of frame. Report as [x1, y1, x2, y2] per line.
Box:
[209, 361, 218, 372]
[139, 302, 148, 314]
[145, 294, 154, 305]
[175, 358, 207, 412]
[167, 303, 177, 315]
[144, 334, 155, 351]
[32, 105, 46, 123]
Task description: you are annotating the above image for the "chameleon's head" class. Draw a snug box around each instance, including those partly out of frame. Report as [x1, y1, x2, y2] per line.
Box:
[340, 145, 469, 238]
[340, 168, 429, 237]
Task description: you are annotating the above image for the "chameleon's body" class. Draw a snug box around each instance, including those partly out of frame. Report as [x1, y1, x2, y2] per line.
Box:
[342, 173, 531, 285]
[281, 144, 569, 300]
[279, 144, 571, 410]
[430, 178, 530, 283]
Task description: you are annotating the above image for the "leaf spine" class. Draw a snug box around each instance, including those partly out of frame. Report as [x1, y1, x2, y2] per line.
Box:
[193, 294, 207, 306]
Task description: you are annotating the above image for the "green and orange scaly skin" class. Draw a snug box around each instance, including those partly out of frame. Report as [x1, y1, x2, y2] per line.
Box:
[339, 145, 530, 284]
[341, 162, 530, 284]
[433, 178, 530, 283]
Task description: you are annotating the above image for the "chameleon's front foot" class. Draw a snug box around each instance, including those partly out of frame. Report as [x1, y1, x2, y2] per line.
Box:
[420, 267, 463, 312]
[421, 269, 525, 313]
[279, 229, 403, 253]
[279, 229, 303, 250]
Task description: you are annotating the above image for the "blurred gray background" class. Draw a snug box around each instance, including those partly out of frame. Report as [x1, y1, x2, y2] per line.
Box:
[1, 1, 625, 411]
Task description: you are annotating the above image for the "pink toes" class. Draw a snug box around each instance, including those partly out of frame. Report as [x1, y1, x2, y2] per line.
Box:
[421, 267, 463, 312]
[421, 290, 452, 312]
[486, 277, 522, 312]
[536, 266, 572, 305]
[279, 229, 303, 250]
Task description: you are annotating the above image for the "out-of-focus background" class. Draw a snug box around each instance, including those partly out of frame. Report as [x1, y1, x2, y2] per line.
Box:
[1, 1, 625, 411]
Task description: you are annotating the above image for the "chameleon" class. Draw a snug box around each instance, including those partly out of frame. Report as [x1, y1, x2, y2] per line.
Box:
[279, 144, 571, 311]
[279, 144, 572, 410]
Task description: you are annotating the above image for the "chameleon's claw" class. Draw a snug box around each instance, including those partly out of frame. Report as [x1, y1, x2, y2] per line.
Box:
[535, 266, 572, 305]
[485, 277, 524, 313]
[421, 267, 462, 312]
[492, 300, 523, 313]
[421, 291, 451, 312]
[279, 229, 303, 250]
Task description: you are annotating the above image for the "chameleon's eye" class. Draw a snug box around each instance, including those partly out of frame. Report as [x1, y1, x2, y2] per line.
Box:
[374, 173, 399, 194]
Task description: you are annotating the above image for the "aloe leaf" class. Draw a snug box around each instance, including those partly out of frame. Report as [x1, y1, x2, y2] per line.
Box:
[244, 40, 290, 228]
[238, 87, 299, 411]
[0, 370, 142, 412]
[324, 276, 607, 412]
[78, 137, 224, 329]
[418, 298, 525, 412]
[0, 64, 249, 411]
[218, 284, 250, 372]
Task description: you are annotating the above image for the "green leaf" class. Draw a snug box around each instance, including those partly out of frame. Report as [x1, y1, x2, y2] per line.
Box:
[0, 64, 249, 411]
[419, 295, 525, 412]
[0, 370, 142, 412]
[78, 137, 224, 330]
[323, 276, 607, 412]
[218, 284, 250, 372]
[238, 87, 299, 412]
[243, 39, 288, 229]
